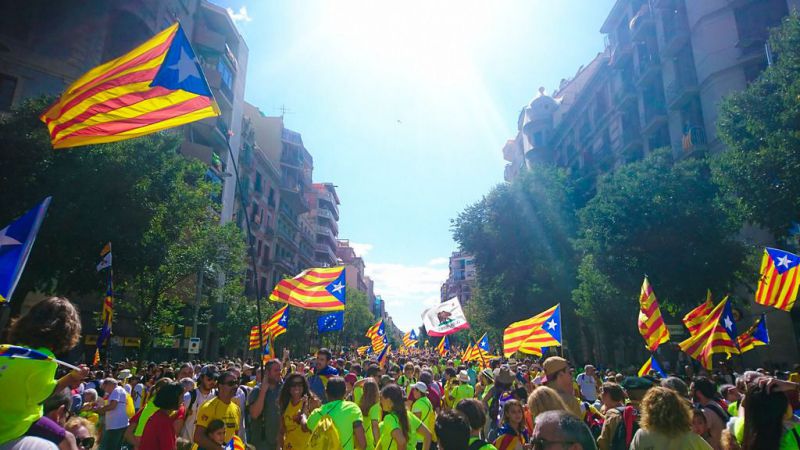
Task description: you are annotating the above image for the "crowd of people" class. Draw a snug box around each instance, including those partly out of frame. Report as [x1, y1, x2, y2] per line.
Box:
[2, 296, 800, 450]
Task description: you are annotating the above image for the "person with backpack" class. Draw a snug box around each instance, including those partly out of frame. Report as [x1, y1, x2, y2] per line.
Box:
[377, 384, 431, 450]
[691, 376, 729, 450]
[629, 387, 711, 449]
[605, 376, 653, 450]
[306, 376, 366, 450]
[179, 365, 218, 441]
[456, 398, 498, 450]
[596, 382, 625, 450]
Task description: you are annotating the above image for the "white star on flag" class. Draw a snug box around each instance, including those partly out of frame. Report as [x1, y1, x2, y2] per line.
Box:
[776, 255, 792, 268]
[331, 282, 344, 294]
[169, 47, 201, 83]
[723, 316, 734, 331]
[0, 226, 21, 248]
[547, 319, 558, 330]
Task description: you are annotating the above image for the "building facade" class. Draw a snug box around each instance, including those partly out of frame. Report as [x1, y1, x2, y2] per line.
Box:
[440, 251, 476, 305]
[307, 183, 341, 267]
[336, 239, 368, 293]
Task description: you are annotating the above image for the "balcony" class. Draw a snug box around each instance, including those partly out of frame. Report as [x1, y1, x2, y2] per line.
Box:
[194, 27, 226, 53]
[662, 20, 690, 56]
[317, 191, 340, 220]
[609, 42, 634, 68]
[279, 177, 310, 213]
[315, 244, 338, 266]
[630, 6, 654, 41]
[277, 227, 298, 249]
[635, 54, 661, 86]
[666, 72, 699, 110]
[620, 123, 643, 155]
[681, 125, 707, 153]
[316, 225, 337, 246]
[642, 102, 668, 136]
[275, 255, 295, 272]
[202, 63, 233, 108]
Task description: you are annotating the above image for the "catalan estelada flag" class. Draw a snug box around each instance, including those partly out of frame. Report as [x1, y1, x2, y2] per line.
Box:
[756, 248, 800, 311]
[679, 296, 739, 369]
[737, 314, 769, 353]
[0, 198, 51, 305]
[466, 334, 496, 365]
[356, 345, 371, 357]
[40, 23, 219, 149]
[638, 355, 667, 378]
[269, 267, 345, 311]
[436, 336, 450, 356]
[402, 329, 418, 348]
[683, 290, 714, 336]
[377, 344, 391, 367]
[503, 304, 562, 357]
[225, 435, 245, 450]
[248, 305, 290, 350]
[638, 277, 670, 352]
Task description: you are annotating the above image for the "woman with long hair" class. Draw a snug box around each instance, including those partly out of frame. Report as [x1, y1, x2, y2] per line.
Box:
[492, 399, 529, 450]
[741, 383, 800, 450]
[379, 384, 431, 450]
[629, 387, 711, 449]
[277, 373, 314, 449]
[138, 382, 185, 450]
[358, 378, 381, 449]
[526, 386, 569, 419]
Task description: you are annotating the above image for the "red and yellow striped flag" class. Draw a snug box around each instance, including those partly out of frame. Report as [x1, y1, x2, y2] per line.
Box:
[683, 290, 714, 336]
[40, 23, 219, 149]
[249, 305, 290, 350]
[269, 267, 346, 311]
[678, 296, 739, 369]
[755, 248, 800, 311]
[638, 277, 670, 352]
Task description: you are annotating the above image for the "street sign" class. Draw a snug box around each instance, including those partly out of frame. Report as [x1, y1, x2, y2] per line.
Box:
[188, 337, 201, 354]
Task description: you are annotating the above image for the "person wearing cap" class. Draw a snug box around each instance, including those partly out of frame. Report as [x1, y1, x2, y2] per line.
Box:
[179, 365, 218, 441]
[449, 371, 475, 409]
[411, 382, 437, 447]
[542, 357, 582, 418]
[95, 378, 129, 450]
[126, 375, 144, 411]
[476, 368, 495, 401]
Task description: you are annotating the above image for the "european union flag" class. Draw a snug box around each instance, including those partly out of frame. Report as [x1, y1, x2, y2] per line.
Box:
[0, 198, 51, 304]
[318, 311, 344, 333]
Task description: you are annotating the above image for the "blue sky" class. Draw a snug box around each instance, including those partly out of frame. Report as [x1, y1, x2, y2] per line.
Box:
[213, 0, 616, 331]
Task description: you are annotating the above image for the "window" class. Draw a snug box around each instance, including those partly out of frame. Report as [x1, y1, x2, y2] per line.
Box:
[0, 74, 17, 111]
[217, 57, 235, 97]
[254, 172, 263, 192]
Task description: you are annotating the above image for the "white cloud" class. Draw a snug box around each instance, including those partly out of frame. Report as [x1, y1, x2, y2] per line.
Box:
[349, 242, 374, 258]
[365, 261, 448, 331]
[427, 257, 449, 266]
[226, 6, 252, 23]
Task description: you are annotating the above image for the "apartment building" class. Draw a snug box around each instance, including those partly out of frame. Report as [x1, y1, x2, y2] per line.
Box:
[0, 0, 249, 360]
[505, 0, 798, 182]
[307, 183, 341, 267]
[336, 239, 369, 294]
[440, 251, 476, 305]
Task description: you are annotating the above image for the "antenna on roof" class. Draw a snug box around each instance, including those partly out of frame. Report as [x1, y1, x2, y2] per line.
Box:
[275, 104, 294, 118]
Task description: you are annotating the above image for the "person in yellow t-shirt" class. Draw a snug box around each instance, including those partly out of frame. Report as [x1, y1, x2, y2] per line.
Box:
[192, 371, 240, 449]
[356, 378, 382, 449]
[277, 373, 313, 449]
[449, 371, 475, 407]
[410, 382, 436, 445]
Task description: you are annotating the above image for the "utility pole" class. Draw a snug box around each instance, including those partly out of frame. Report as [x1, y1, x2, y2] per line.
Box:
[191, 267, 204, 357]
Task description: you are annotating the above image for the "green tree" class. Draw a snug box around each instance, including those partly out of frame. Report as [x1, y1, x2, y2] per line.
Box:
[451, 165, 581, 356]
[574, 149, 745, 363]
[0, 98, 247, 362]
[713, 14, 800, 239]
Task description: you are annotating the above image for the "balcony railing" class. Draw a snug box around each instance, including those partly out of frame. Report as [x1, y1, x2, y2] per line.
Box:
[665, 71, 699, 110]
[662, 18, 690, 56]
[642, 101, 668, 135]
[316, 208, 334, 221]
[316, 225, 336, 244]
[681, 126, 707, 152]
[635, 53, 660, 85]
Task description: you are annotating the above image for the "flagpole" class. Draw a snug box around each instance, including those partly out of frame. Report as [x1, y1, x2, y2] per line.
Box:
[222, 130, 266, 373]
[557, 303, 564, 359]
[105, 244, 113, 372]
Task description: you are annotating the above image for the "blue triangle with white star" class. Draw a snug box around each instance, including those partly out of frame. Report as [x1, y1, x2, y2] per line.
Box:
[767, 247, 800, 275]
[325, 268, 347, 304]
[151, 24, 213, 96]
[543, 305, 562, 343]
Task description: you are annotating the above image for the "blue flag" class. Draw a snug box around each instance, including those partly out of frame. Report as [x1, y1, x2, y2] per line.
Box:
[318, 311, 344, 333]
[0, 198, 51, 304]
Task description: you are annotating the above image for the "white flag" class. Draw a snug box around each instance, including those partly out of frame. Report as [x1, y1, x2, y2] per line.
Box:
[96, 252, 112, 271]
[421, 298, 470, 337]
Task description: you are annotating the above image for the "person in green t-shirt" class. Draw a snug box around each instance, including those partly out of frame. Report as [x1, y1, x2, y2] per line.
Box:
[0, 297, 89, 445]
[410, 382, 436, 445]
[456, 398, 498, 450]
[397, 363, 416, 392]
[449, 371, 475, 407]
[306, 377, 366, 450]
[378, 384, 431, 450]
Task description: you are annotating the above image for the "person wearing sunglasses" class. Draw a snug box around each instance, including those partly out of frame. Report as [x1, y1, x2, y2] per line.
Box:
[531, 410, 597, 450]
[65, 417, 96, 450]
[277, 373, 315, 449]
[192, 372, 240, 450]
